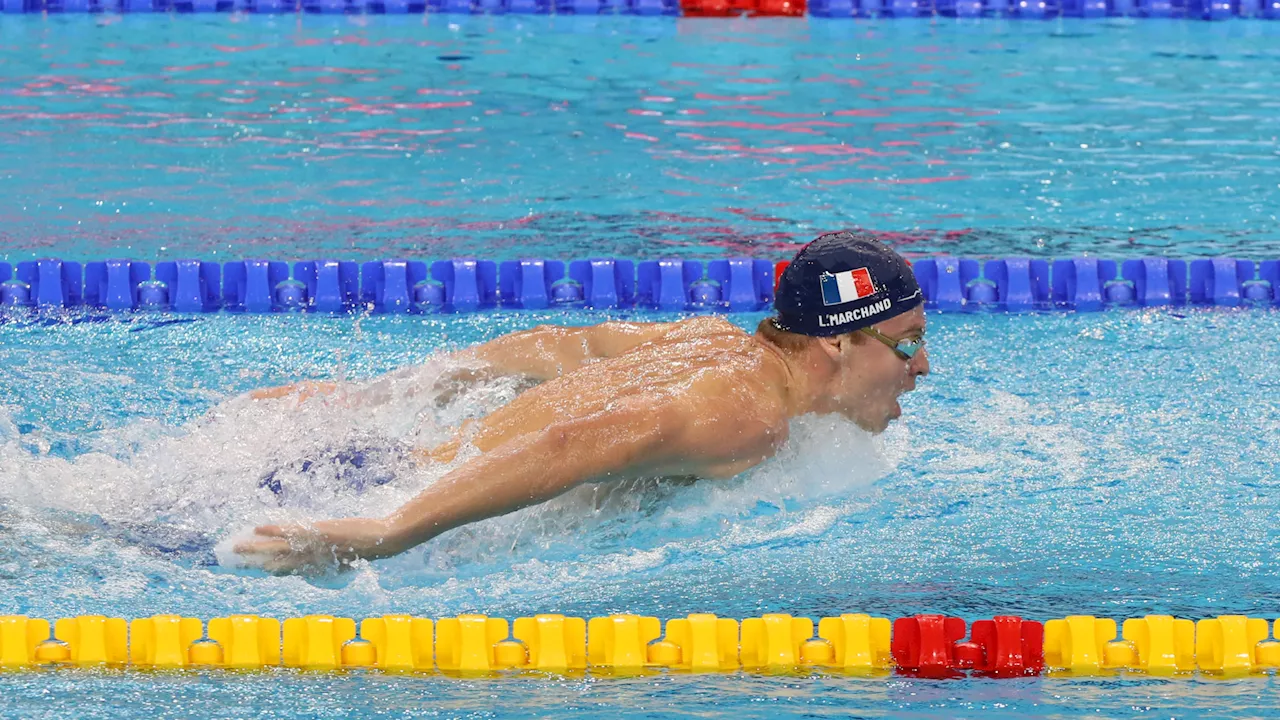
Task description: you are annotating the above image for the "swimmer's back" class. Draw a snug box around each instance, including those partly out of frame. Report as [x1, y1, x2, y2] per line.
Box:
[424, 316, 789, 472]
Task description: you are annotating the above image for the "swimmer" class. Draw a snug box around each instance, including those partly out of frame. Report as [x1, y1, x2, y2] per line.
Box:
[233, 232, 930, 574]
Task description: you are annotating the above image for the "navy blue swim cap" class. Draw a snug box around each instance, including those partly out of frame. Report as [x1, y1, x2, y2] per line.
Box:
[772, 231, 923, 337]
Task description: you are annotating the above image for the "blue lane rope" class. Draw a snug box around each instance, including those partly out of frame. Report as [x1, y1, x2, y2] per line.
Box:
[0, 256, 1272, 314]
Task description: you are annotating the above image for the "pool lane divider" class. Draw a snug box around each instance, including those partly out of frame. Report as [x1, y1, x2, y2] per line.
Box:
[3, 613, 1280, 677]
[0, 256, 1273, 315]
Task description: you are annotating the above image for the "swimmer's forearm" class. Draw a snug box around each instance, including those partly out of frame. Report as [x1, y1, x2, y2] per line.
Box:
[380, 432, 592, 553]
[379, 405, 667, 554]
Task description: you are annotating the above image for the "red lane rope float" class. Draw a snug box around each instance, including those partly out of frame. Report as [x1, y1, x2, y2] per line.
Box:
[679, 0, 804, 16]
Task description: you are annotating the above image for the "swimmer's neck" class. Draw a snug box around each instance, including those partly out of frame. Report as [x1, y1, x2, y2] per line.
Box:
[752, 332, 838, 419]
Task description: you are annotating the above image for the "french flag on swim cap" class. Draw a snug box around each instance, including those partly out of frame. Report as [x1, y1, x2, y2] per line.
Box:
[772, 231, 922, 337]
[820, 267, 877, 306]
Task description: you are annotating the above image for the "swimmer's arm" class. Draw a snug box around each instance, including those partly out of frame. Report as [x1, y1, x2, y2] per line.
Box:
[376, 388, 782, 558]
[236, 397, 687, 570]
[379, 397, 678, 554]
[234, 381, 786, 573]
[448, 321, 676, 382]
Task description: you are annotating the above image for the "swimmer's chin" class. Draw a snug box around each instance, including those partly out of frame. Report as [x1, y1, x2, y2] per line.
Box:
[831, 409, 897, 435]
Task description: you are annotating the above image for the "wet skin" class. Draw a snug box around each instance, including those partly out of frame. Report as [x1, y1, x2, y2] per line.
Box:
[234, 310, 929, 574]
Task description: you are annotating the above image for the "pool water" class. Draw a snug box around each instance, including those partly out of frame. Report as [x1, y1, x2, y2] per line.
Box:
[0, 16, 1278, 261]
[4, 307, 1280, 717]
[2, 14, 1280, 720]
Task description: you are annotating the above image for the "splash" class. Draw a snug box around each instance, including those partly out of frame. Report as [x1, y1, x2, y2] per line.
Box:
[0, 353, 903, 578]
[0, 356, 502, 558]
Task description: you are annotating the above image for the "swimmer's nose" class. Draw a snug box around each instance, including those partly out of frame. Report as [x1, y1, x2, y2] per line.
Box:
[907, 346, 930, 386]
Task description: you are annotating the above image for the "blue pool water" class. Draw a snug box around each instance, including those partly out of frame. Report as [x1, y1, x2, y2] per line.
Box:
[1, 16, 1279, 260]
[4, 309, 1280, 716]
[2, 15, 1280, 719]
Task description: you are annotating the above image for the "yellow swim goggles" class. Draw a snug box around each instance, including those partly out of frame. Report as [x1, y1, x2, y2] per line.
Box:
[859, 327, 925, 362]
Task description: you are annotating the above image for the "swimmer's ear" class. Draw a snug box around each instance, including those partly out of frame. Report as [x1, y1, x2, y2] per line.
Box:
[815, 335, 844, 360]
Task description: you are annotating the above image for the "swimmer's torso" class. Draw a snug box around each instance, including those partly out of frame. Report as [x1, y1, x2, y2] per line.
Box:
[421, 316, 790, 479]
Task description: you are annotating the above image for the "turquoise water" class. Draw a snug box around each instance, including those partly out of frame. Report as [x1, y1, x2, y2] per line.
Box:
[3, 15, 1280, 719]
[1, 17, 1279, 261]
[3, 308, 1280, 717]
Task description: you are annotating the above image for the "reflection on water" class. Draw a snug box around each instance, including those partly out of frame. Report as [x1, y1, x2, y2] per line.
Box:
[0, 19, 1278, 260]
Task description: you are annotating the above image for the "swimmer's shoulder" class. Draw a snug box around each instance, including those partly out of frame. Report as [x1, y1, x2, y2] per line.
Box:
[654, 315, 746, 342]
[673, 372, 791, 472]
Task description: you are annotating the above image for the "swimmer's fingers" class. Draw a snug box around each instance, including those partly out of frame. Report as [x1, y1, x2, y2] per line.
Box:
[233, 537, 326, 576]
[232, 537, 292, 556]
[260, 555, 316, 576]
[264, 552, 359, 577]
[232, 524, 310, 555]
[233, 518, 386, 574]
[254, 523, 318, 543]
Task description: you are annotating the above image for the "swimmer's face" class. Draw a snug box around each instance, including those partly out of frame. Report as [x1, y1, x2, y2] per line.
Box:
[821, 306, 930, 433]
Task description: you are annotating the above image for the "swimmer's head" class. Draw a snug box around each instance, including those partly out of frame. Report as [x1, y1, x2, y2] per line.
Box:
[761, 231, 929, 432]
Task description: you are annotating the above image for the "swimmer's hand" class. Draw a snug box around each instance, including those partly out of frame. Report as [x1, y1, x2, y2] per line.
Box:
[232, 518, 397, 576]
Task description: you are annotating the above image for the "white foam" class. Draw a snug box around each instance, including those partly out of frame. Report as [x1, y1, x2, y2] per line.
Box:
[908, 388, 1092, 494]
[0, 355, 486, 528]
